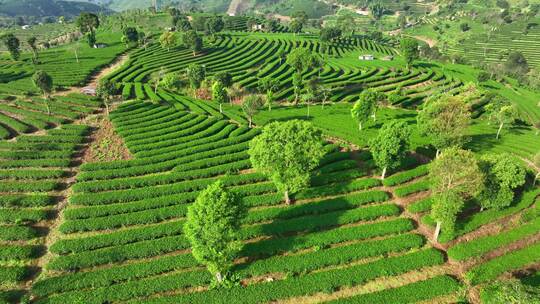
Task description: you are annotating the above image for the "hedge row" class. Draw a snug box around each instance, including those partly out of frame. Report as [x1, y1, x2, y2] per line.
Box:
[243, 190, 389, 224]
[0, 266, 30, 284]
[0, 208, 51, 223]
[329, 275, 461, 303]
[383, 164, 429, 187]
[466, 242, 540, 285]
[0, 225, 39, 241]
[448, 216, 540, 261]
[0, 194, 55, 207]
[394, 179, 431, 198]
[0, 244, 42, 260]
[133, 249, 444, 304]
[406, 197, 433, 213]
[0, 169, 65, 180]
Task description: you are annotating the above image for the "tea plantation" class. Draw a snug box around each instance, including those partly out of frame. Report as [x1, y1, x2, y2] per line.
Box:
[0, 8, 539, 304]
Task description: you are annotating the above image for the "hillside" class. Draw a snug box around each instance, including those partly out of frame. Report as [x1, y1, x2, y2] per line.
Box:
[0, 0, 107, 17]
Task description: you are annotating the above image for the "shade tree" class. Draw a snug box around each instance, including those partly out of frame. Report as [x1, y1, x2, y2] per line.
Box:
[76, 12, 100, 47]
[121, 27, 139, 47]
[258, 77, 280, 111]
[27, 36, 38, 63]
[369, 120, 411, 179]
[484, 96, 519, 139]
[159, 31, 178, 52]
[212, 81, 228, 114]
[96, 78, 117, 115]
[241, 95, 264, 128]
[184, 181, 245, 285]
[429, 147, 484, 241]
[2, 34, 20, 61]
[478, 154, 526, 211]
[32, 71, 53, 115]
[417, 95, 472, 157]
[400, 37, 419, 68]
[186, 63, 206, 89]
[182, 30, 203, 56]
[249, 120, 325, 204]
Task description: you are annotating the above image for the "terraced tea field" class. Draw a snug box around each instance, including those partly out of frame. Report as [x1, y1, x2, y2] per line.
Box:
[0, 14, 539, 303]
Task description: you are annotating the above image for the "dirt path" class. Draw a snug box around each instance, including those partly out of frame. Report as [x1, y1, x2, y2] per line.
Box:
[227, 0, 250, 16]
[56, 54, 129, 97]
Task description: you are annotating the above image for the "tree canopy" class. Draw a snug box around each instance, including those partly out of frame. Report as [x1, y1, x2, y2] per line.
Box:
[184, 181, 245, 284]
[249, 120, 325, 204]
[400, 38, 419, 67]
[1, 33, 20, 61]
[369, 120, 411, 179]
[429, 147, 484, 241]
[478, 154, 526, 210]
[417, 95, 471, 156]
[182, 30, 203, 56]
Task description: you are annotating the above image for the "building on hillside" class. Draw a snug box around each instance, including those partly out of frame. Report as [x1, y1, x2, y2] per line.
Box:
[251, 24, 264, 31]
[382, 56, 394, 61]
[94, 43, 108, 49]
[21, 25, 31, 30]
[359, 54, 374, 61]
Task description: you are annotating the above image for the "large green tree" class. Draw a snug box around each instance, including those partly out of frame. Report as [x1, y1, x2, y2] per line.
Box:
[186, 63, 205, 89]
[205, 16, 224, 40]
[32, 70, 53, 115]
[485, 97, 519, 139]
[241, 95, 264, 128]
[121, 27, 139, 47]
[351, 90, 385, 131]
[96, 78, 116, 115]
[249, 120, 325, 204]
[369, 121, 411, 179]
[27, 36, 38, 64]
[400, 38, 419, 68]
[417, 95, 471, 157]
[478, 154, 526, 211]
[182, 30, 203, 56]
[212, 81, 228, 114]
[184, 181, 245, 285]
[480, 279, 540, 304]
[76, 12, 100, 47]
[159, 31, 178, 52]
[258, 77, 280, 111]
[2, 34, 20, 61]
[429, 147, 484, 241]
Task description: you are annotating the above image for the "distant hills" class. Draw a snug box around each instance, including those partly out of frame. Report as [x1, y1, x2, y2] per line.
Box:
[0, 0, 108, 17]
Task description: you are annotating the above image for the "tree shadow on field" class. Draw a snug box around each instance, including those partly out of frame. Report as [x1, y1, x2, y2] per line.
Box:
[234, 159, 359, 278]
[465, 132, 499, 152]
[266, 115, 314, 123]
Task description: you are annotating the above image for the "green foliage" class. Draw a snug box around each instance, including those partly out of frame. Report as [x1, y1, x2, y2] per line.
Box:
[182, 30, 203, 56]
[205, 16, 224, 37]
[249, 120, 325, 202]
[417, 95, 471, 153]
[478, 153, 526, 210]
[122, 27, 139, 46]
[213, 72, 233, 88]
[481, 279, 540, 304]
[429, 148, 483, 238]
[400, 38, 419, 67]
[186, 64, 206, 89]
[184, 181, 245, 283]
[212, 81, 228, 108]
[159, 31, 178, 52]
[351, 90, 384, 131]
[2, 33, 20, 61]
[485, 96, 519, 139]
[369, 120, 411, 178]
[286, 48, 316, 72]
[76, 12, 100, 34]
[32, 70, 53, 98]
[241, 95, 264, 127]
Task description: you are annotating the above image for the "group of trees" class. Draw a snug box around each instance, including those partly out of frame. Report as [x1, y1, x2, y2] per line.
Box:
[184, 120, 324, 285]
[159, 29, 202, 55]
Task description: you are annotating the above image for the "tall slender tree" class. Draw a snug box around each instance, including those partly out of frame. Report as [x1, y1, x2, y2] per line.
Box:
[369, 121, 411, 179]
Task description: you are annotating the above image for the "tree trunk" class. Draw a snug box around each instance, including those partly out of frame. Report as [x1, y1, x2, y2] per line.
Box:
[75, 51, 79, 63]
[436, 149, 440, 158]
[104, 101, 110, 116]
[215, 272, 223, 283]
[535, 173, 540, 185]
[372, 112, 376, 121]
[44, 99, 50, 115]
[307, 103, 310, 118]
[248, 117, 252, 128]
[284, 190, 290, 205]
[381, 167, 387, 180]
[358, 122, 362, 131]
[219, 103, 223, 114]
[496, 122, 504, 140]
[433, 221, 441, 242]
